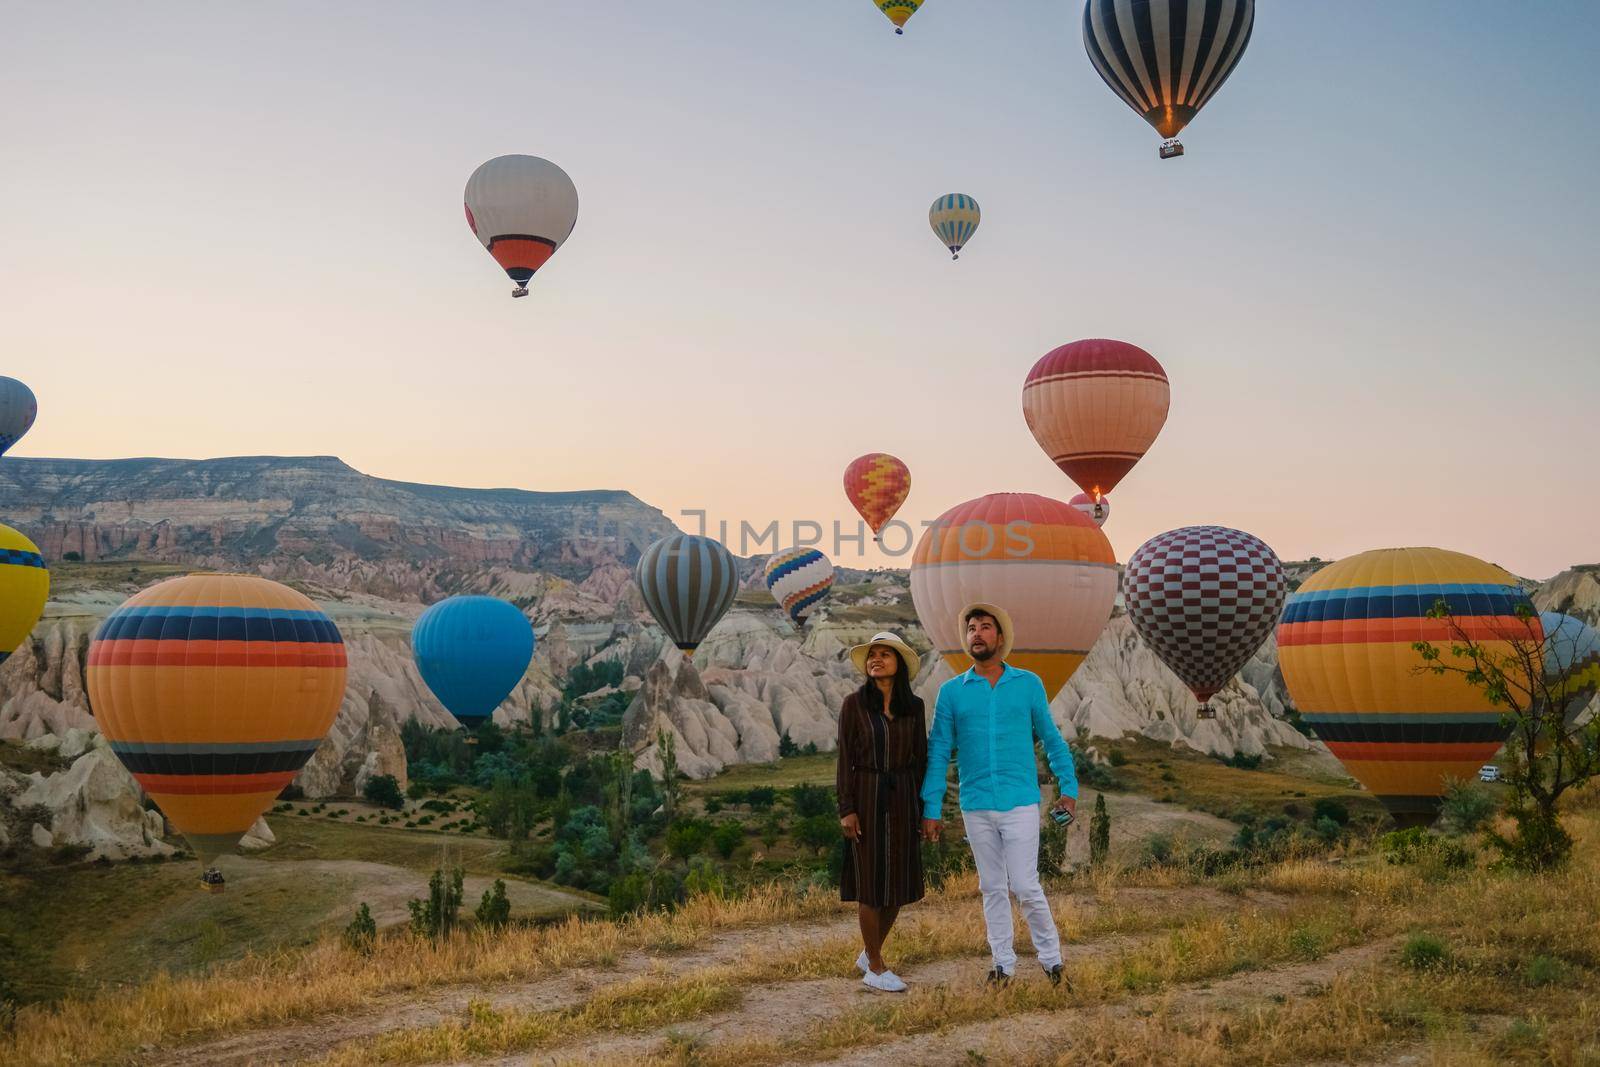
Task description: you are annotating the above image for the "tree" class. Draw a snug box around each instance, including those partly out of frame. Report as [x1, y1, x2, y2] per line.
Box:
[407, 860, 465, 941]
[711, 820, 744, 859]
[607, 748, 634, 844]
[363, 774, 405, 811]
[657, 729, 682, 820]
[1089, 794, 1111, 867]
[789, 783, 833, 818]
[1414, 601, 1600, 870]
[475, 879, 511, 929]
[793, 813, 838, 855]
[665, 818, 710, 862]
[343, 902, 377, 954]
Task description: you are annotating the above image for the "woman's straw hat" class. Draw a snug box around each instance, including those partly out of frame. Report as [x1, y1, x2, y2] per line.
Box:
[848, 631, 921, 678]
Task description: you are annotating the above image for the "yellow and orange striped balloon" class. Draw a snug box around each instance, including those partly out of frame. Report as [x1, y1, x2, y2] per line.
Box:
[844, 452, 911, 540]
[910, 493, 1117, 700]
[87, 574, 347, 865]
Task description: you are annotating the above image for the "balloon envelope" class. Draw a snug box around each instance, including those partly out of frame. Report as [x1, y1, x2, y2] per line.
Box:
[1023, 339, 1169, 500]
[764, 547, 835, 628]
[1539, 611, 1600, 728]
[412, 596, 535, 729]
[929, 194, 980, 258]
[910, 493, 1116, 700]
[844, 453, 911, 540]
[1277, 548, 1537, 827]
[0, 377, 37, 457]
[0, 524, 48, 664]
[636, 533, 739, 656]
[1083, 0, 1255, 144]
[1069, 492, 1110, 528]
[873, 0, 923, 33]
[87, 574, 348, 864]
[464, 155, 579, 295]
[1123, 526, 1285, 714]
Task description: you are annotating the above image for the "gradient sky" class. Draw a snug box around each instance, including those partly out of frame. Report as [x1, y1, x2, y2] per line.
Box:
[3, 2, 1596, 579]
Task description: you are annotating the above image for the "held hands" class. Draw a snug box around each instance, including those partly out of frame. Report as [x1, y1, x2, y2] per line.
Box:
[921, 818, 942, 843]
[839, 813, 861, 841]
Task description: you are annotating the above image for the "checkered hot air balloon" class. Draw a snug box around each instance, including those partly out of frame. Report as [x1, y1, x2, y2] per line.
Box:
[1277, 548, 1538, 827]
[1083, 0, 1255, 158]
[844, 453, 911, 541]
[1023, 339, 1169, 503]
[873, 0, 924, 34]
[929, 194, 980, 259]
[635, 533, 739, 659]
[1123, 526, 1286, 722]
[764, 547, 835, 629]
[464, 155, 579, 298]
[86, 574, 348, 889]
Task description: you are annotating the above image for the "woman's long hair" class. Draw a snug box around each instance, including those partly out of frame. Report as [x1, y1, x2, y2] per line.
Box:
[856, 647, 917, 719]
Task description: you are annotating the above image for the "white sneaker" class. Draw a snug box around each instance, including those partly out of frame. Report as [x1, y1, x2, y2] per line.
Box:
[863, 968, 908, 993]
[856, 950, 870, 973]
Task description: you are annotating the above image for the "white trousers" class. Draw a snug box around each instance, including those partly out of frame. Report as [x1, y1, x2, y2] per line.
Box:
[961, 804, 1061, 972]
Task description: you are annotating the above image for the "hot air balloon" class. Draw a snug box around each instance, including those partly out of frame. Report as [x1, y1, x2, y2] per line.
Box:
[1069, 491, 1110, 528]
[0, 377, 37, 457]
[0, 524, 49, 664]
[1023, 339, 1169, 502]
[929, 194, 980, 259]
[412, 596, 535, 731]
[636, 533, 739, 658]
[464, 155, 579, 298]
[1123, 526, 1285, 721]
[86, 574, 347, 890]
[873, 0, 923, 34]
[764, 547, 835, 629]
[1277, 548, 1538, 827]
[910, 493, 1116, 700]
[1539, 611, 1600, 728]
[1083, 0, 1255, 158]
[844, 453, 911, 541]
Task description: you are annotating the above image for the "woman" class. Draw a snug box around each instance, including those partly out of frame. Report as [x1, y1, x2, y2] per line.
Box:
[837, 630, 927, 993]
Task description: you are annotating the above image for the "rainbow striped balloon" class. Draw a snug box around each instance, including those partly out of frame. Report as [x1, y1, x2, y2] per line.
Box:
[87, 574, 348, 865]
[764, 547, 835, 628]
[1277, 548, 1537, 826]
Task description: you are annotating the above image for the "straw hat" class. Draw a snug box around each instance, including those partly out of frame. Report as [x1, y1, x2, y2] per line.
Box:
[848, 631, 921, 679]
[958, 602, 1014, 662]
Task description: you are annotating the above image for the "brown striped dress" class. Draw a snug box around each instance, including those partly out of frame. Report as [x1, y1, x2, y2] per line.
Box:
[837, 690, 927, 908]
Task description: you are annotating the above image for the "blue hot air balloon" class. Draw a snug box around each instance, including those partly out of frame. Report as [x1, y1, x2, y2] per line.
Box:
[412, 596, 535, 729]
[0, 377, 38, 457]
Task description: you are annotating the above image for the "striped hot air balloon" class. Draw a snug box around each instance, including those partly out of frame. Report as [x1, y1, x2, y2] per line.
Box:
[929, 194, 980, 259]
[0, 524, 49, 664]
[412, 596, 535, 730]
[0, 377, 37, 457]
[1023, 339, 1170, 503]
[464, 155, 579, 298]
[1277, 548, 1538, 827]
[87, 574, 347, 885]
[910, 493, 1117, 700]
[635, 533, 739, 658]
[1083, 0, 1256, 158]
[1069, 491, 1111, 528]
[873, 0, 923, 34]
[764, 547, 835, 629]
[1539, 611, 1600, 729]
[1123, 526, 1286, 720]
[844, 453, 911, 541]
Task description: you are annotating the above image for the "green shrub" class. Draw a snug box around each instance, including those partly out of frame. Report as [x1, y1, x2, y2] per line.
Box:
[1313, 815, 1343, 842]
[1107, 748, 1128, 767]
[704, 796, 724, 816]
[1159, 770, 1177, 783]
[789, 783, 833, 818]
[1523, 954, 1567, 987]
[743, 787, 777, 812]
[1142, 833, 1175, 866]
[1312, 798, 1349, 825]
[1223, 752, 1262, 770]
[407, 864, 465, 941]
[665, 819, 711, 862]
[363, 774, 405, 811]
[1288, 924, 1327, 960]
[759, 813, 783, 849]
[1439, 778, 1498, 834]
[343, 902, 377, 954]
[711, 820, 744, 859]
[683, 857, 726, 898]
[1399, 932, 1449, 970]
[475, 879, 511, 930]
[1379, 827, 1470, 870]
[793, 813, 839, 855]
[1089, 794, 1111, 867]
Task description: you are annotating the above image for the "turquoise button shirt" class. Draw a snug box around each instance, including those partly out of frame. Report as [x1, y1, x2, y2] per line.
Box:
[920, 663, 1078, 819]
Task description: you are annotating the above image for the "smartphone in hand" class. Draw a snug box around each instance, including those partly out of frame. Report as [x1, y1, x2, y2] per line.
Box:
[1049, 806, 1075, 827]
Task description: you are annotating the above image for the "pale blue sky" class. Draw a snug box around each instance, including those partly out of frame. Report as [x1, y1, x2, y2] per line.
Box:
[2, 2, 1595, 577]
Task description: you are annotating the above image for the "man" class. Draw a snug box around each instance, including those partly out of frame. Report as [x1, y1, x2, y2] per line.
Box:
[921, 603, 1077, 986]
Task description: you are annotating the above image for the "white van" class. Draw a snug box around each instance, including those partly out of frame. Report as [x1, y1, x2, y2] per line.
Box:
[1478, 765, 1501, 783]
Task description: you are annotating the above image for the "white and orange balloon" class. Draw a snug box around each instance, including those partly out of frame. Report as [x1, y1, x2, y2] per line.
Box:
[464, 155, 579, 298]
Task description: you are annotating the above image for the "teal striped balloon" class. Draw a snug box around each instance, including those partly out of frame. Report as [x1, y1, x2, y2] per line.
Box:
[635, 533, 739, 657]
[929, 193, 980, 259]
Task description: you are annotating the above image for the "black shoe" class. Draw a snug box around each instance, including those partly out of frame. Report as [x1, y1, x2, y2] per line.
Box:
[1044, 963, 1070, 990]
[985, 966, 1012, 986]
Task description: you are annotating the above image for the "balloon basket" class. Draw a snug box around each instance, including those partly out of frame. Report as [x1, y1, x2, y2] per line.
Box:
[1159, 139, 1184, 159]
[511, 286, 530, 298]
[199, 867, 226, 893]
[895, 27, 904, 35]
[1196, 705, 1216, 720]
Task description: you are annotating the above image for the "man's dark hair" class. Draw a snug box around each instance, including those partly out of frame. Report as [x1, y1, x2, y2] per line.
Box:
[856, 647, 918, 720]
[963, 608, 1002, 636]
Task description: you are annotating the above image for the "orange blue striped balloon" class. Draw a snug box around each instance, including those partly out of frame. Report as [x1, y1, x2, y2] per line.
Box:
[763, 547, 835, 628]
[87, 574, 348, 864]
[0, 523, 49, 663]
[1277, 548, 1537, 827]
